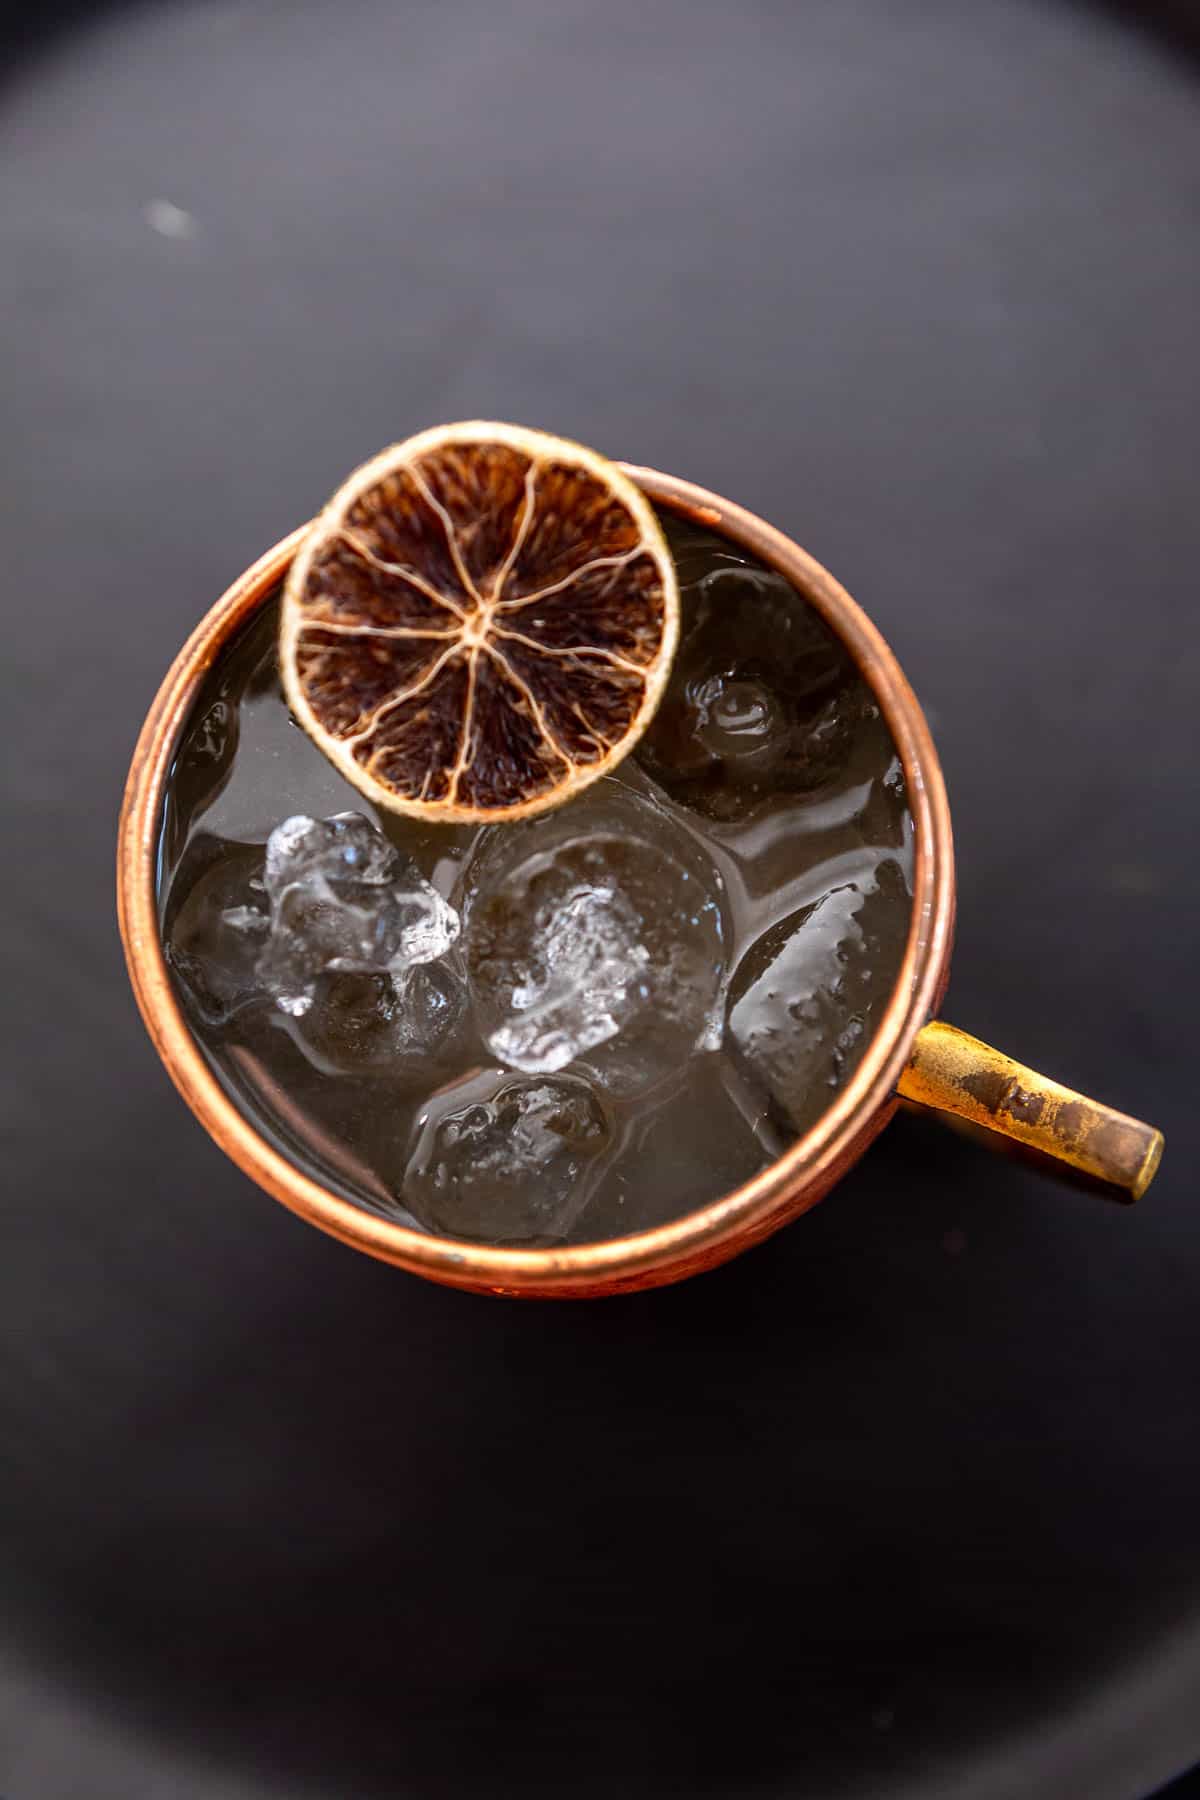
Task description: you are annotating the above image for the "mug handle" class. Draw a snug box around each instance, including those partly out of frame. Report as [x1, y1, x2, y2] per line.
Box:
[897, 1021, 1164, 1203]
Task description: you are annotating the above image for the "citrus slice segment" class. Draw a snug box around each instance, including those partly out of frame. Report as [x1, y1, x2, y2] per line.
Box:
[279, 422, 679, 823]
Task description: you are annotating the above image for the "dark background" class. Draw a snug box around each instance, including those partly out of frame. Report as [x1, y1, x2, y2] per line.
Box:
[2, 2, 1198, 1796]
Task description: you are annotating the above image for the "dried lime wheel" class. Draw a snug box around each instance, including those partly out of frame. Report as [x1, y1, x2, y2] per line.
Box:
[280, 422, 679, 822]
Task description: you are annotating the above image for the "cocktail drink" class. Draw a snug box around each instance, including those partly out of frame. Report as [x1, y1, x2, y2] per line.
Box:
[161, 503, 909, 1246]
[122, 424, 1162, 1293]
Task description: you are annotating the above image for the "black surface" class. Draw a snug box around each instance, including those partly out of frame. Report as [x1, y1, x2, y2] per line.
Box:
[2, 3, 1198, 1796]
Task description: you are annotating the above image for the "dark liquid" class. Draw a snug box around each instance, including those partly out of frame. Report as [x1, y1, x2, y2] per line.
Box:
[158, 513, 913, 1244]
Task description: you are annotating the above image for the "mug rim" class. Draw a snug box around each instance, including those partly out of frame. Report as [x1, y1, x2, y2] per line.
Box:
[117, 465, 955, 1296]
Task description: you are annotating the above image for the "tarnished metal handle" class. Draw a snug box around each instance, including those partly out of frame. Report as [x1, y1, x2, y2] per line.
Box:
[897, 1021, 1164, 1203]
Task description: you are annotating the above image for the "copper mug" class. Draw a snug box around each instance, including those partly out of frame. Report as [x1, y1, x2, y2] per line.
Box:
[118, 467, 1164, 1297]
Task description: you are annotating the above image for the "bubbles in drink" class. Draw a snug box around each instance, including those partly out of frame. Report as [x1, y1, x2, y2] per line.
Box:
[404, 1069, 611, 1244]
[725, 858, 911, 1140]
[637, 557, 875, 821]
[462, 785, 727, 1093]
[258, 812, 459, 1016]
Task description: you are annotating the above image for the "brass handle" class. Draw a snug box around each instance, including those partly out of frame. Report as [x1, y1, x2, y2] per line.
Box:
[897, 1021, 1164, 1203]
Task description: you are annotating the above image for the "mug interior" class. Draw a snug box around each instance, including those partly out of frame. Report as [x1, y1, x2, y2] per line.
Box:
[119, 469, 953, 1295]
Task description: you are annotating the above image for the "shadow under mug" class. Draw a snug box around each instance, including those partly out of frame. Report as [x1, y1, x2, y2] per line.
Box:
[118, 466, 1164, 1297]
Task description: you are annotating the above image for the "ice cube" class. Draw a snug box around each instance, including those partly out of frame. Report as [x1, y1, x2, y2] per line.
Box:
[403, 1069, 611, 1244]
[258, 812, 459, 1016]
[637, 561, 874, 821]
[281, 963, 467, 1078]
[462, 785, 727, 1094]
[165, 838, 270, 1024]
[724, 858, 911, 1139]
